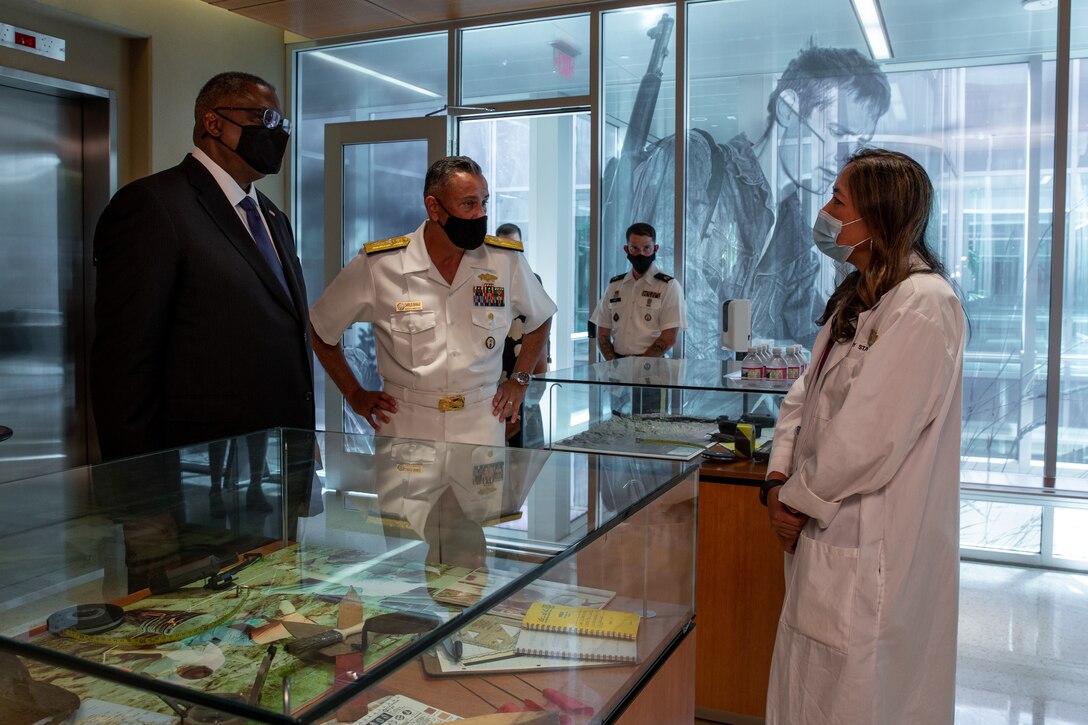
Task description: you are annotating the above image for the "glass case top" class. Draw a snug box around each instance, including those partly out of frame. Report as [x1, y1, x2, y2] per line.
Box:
[538, 356, 791, 393]
[0, 428, 696, 723]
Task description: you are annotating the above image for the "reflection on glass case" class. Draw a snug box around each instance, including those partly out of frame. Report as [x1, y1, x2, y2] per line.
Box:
[0, 428, 696, 724]
[538, 357, 789, 461]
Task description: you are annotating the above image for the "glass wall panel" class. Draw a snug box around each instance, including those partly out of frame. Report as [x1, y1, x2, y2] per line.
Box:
[684, 0, 880, 362]
[1053, 506, 1088, 563]
[960, 500, 1042, 554]
[684, 0, 1060, 486]
[460, 113, 591, 373]
[461, 15, 590, 104]
[295, 34, 447, 306]
[295, 35, 447, 427]
[1059, 6, 1088, 490]
[602, 6, 677, 298]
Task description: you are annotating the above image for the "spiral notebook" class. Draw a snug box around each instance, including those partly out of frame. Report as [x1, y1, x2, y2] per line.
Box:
[520, 602, 641, 640]
[514, 629, 638, 664]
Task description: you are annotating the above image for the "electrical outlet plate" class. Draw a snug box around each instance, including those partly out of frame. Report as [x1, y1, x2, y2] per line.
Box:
[0, 23, 66, 62]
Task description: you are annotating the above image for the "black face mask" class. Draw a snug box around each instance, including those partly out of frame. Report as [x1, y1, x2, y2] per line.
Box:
[627, 251, 656, 275]
[436, 199, 488, 251]
[213, 112, 289, 175]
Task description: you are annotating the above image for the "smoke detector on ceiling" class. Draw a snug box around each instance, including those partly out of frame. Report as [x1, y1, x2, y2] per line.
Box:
[1022, 0, 1057, 10]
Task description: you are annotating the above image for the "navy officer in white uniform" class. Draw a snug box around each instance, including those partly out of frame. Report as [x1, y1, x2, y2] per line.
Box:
[310, 156, 556, 446]
[590, 222, 687, 361]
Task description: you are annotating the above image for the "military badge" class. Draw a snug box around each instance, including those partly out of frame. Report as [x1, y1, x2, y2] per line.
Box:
[478, 273, 498, 283]
[641, 290, 662, 299]
[868, 328, 879, 347]
[473, 285, 505, 306]
[485, 336, 496, 349]
[613, 313, 619, 322]
[644, 313, 652, 321]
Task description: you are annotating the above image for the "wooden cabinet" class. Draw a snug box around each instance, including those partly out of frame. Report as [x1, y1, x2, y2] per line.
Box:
[695, 461, 786, 723]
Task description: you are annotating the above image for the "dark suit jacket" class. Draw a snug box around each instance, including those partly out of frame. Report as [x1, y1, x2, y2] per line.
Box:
[91, 154, 315, 461]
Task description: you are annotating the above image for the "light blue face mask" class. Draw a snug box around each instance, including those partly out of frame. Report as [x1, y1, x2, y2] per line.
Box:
[813, 210, 870, 264]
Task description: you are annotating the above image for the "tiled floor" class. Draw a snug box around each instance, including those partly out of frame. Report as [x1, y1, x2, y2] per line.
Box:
[697, 561, 1088, 724]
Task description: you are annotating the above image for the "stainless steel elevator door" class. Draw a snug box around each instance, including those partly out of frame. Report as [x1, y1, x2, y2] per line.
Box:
[0, 82, 85, 482]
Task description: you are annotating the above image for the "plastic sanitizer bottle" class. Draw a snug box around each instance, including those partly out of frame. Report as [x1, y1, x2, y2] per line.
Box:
[756, 342, 773, 370]
[766, 347, 787, 381]
[785, 345, 802, 380]
[741, 346, 765, 380]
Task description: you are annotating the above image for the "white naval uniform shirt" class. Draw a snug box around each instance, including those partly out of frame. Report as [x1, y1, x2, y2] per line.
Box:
[589, 262, 687, 356]
[310, 220, 556, 445]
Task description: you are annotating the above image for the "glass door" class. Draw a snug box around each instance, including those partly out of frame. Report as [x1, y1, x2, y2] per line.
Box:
[322, 117, 448, 437]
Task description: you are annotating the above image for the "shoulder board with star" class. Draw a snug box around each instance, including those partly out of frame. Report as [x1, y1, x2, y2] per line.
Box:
[609, 273, 627, 283]
[484, 235, 524, 252]
[363, 235, 411, 255]
[654, 272, 674, 283]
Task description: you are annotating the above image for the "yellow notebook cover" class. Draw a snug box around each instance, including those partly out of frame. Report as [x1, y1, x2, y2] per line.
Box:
[520, 602, 640, 640]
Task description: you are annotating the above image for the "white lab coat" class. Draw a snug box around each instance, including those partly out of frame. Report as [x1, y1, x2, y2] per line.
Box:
[765, 265, 964, 725]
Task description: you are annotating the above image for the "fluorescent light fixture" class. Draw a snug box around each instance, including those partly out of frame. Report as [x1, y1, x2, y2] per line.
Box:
[849, 0, 892, 60]
[310, 50, 441, 98]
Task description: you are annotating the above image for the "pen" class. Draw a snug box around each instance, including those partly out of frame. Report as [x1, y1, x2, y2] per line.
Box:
[248, 644, 276, 705]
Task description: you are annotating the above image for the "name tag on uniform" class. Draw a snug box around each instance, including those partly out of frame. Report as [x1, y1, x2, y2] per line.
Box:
[609, 296, 622, 304]
[396, 301, 424, 312]
[641, 290, 662, 299]
[396, 463, 424, 473]
[473, 285, 505, 307]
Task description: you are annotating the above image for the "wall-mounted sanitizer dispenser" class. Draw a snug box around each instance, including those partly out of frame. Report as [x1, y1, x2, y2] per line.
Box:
[720, 299, 751, 353]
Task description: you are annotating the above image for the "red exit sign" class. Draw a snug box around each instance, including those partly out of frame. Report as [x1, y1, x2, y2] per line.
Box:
[1, 23, 65, 61]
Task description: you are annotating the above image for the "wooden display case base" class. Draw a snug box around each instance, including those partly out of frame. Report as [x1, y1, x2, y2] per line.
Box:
[696, 461, 786, 721]
[616, 628, 695, 723]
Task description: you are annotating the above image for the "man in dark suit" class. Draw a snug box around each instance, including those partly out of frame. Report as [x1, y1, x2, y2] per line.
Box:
[91, 72, 314, 510]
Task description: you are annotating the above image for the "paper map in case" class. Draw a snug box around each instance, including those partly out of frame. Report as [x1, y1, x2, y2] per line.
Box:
[551, 414, 716, 461]
[520, 602, 640, 640]
[431, 569, 615, 620]
[514, 629, 638, 664]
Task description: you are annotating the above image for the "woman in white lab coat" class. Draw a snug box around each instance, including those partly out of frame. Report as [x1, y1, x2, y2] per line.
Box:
[762, 148, 965, 724]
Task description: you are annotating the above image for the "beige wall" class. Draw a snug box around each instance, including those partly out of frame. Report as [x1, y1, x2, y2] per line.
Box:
[0, 0, 289, 206]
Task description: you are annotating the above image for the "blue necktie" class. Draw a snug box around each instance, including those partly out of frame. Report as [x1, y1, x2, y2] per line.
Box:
[239, 196, 289, 296]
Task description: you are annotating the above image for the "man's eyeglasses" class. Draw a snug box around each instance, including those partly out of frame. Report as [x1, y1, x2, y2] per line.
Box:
[215, 107, 291, 134]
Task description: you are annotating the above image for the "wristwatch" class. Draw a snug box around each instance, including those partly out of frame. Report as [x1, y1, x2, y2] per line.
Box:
[759, 479, 784, 507]
[511, 371, 532, 386]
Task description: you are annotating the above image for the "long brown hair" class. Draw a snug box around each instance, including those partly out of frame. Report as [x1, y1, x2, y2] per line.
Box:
[817, 148, 948, 342]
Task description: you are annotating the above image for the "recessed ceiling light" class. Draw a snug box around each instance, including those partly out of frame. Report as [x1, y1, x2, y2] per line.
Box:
[1022, 0, 1057, 10]
[849, 0, 892, 60]
[310, 51, 441, 98]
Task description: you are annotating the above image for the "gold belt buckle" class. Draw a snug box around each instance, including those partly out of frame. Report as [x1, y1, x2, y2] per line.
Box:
[438, 395, 465, 412]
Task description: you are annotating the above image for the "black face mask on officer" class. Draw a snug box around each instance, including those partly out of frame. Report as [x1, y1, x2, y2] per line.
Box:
[627, 251, 656, 275]
[213, 112, 289, 175]
[436, 198, 488, 251]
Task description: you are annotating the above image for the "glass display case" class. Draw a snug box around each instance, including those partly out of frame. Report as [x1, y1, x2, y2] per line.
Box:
[536, 357, 789, 461]
[0, 428, 696, 724]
